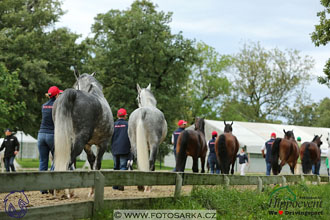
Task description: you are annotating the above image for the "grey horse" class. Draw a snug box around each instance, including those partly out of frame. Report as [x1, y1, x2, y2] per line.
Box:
[53, 73, 114, 197]
[128, 84, 167, 191]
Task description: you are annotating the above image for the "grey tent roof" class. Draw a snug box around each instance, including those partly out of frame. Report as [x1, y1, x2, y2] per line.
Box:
[204, 120, 330, 155]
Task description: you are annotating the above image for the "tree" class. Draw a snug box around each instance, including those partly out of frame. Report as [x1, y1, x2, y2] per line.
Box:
[87, 0, 198, 140]
[311, 0, 330, 85]
[282, 94, 318, 126]
[231, 42, 314, 121]
[185, 42, 231, 122]
[0, 0, 88, 136]
[314, 98, 330, 127]
[0, 63, 26, 129]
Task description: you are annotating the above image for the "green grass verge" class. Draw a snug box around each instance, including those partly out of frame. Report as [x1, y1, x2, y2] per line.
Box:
[16, 158, 173, 170]
[93, 182, 330, 220]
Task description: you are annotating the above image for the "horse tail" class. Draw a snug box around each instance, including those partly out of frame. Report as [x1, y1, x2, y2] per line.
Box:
[271, 138, 281, 174]
[54, 89, 76, 171]
[302, 143, 312, 174]
[176, 131, 190, 172]
[136, 115, 149, 171]
[217, 134, 228, 173]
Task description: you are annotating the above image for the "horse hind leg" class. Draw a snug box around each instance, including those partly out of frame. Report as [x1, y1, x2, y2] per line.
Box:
[200, 156, 206, 173]
[192, 157, 199, 173]
[149, 144, 158, 171]
[94, 141, 107, 170]
[69, 133, 92, 169]
[84, 144, 96, 170]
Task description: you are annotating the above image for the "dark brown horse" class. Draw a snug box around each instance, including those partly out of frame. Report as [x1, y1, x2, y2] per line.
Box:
[215, 121, 239, 174]
[271, 130, 299, 175]
[300, 135, 322, 174]
[176, 117, 207, 173]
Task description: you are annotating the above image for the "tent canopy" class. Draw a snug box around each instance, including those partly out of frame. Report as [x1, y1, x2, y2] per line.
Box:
[204, 120, 330, 155]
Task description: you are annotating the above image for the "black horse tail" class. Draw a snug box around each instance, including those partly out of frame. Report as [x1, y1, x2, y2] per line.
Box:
[175, 131, 190, 172]
[53, 89, 77, 171]
[271, 138, 282, 175]
[302, 143, 312, 174]
[217, 134, 228, 174]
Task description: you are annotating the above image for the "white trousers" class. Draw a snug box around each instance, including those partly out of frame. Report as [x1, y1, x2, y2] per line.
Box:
[240, 163, 247, 175]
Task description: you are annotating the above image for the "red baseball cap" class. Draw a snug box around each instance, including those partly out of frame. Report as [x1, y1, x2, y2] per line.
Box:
[212, 131, 218, 136]
[178, 120, 187, 126]
[117, 108, 127, 116]
[48, 86, 60, 98]
[271, 132, 276, 138]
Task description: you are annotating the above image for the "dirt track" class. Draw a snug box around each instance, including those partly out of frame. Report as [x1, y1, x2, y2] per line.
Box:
[0, 185, 193, 210]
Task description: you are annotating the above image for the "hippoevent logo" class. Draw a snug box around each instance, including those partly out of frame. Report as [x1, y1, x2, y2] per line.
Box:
[4, 191, 29, 218]
[268, 186, 323, 216]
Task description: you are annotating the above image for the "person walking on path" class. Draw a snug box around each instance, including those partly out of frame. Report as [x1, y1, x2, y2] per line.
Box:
[237, 146, 249, 175]
[0, 128, 19, 172]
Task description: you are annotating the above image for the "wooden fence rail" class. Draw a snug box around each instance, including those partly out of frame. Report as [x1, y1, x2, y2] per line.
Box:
[0, 171, 329, 220]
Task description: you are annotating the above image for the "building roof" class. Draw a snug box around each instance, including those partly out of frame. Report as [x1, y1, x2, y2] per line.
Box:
[204, 120, 330, 155]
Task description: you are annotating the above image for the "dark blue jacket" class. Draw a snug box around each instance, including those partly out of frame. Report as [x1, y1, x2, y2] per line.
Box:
[265, 138, 275, 163]
[237, 153, 248, 164]
[111, 119, 131, 156]
[173, 127, 185, 150]
[208, 137, 217, 160]
[39, 97, 56, 134]
[0, 134, 20, 158]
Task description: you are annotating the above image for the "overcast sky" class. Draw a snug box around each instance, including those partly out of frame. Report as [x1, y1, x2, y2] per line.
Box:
[57, 0, 330, 102]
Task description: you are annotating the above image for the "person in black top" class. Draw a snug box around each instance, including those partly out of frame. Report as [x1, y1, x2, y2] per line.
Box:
[111, 108, 131, 191]
[0, 128, 19, 172]
[237, 146, 249, 175]
[261, 132, 276, 176]
[208, 131, 220, 174]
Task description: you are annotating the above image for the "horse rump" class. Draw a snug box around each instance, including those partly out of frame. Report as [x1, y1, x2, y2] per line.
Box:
[271, 138, 282, 175]
[302, 143, 312, 174]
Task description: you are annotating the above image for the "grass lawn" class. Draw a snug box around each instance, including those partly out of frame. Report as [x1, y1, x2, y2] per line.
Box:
[16, 158, 173, 171]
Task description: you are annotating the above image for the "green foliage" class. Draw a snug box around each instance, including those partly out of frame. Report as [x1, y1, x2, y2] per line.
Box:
[0, 0, 88, 136]
[311, 0, 330, 86]
[284, 97, 330, 127]
[185, 42, 231, 121]
[95, 183, 330, 220]
[0, 63, 26, 129]
[87, 0, 198, 144]
[229, 42, 314, 122]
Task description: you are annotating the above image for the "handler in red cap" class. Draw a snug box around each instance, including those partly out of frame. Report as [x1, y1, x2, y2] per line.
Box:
[111, 108, 131, 191]
[38, 86, 61, 193]
[261, 132, 276, 175]
[171, 119, 187, 171]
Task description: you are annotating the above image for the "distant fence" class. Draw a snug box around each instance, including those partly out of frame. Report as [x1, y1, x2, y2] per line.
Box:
[0, 171, 329, 220]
